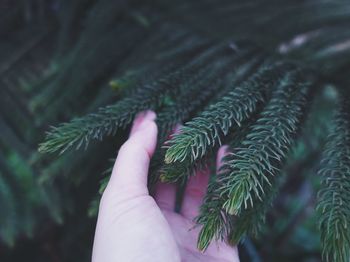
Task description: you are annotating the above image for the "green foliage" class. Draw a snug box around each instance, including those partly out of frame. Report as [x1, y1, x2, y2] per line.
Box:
[39, 39, 231, 153]
[164, 62, 294, 165]
[220, 72, 311, 216]
[3, 0, 350, 261]
[195, 71, 312, 249]
[317, 98, 350, 262]
[0, 2, 65, 245]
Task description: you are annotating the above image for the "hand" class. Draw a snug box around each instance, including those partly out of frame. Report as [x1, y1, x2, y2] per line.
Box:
[92, 110, 239, 262]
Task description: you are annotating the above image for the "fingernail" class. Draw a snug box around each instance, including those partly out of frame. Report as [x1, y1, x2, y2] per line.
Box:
[164, 123, 183, 143]
[219, 145, 229, 154]
[173, 124, 182, 134]
[216, 145, 229, 172]
[143, 110, 156, 122]
[130, 110, 156, 136]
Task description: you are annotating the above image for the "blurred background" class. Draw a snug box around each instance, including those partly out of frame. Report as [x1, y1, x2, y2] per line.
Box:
[0, 0, 349, 261]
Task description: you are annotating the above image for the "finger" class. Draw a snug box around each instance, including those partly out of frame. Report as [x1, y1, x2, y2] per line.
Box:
[181, 145, 229, 219]
[154, 182, 176, 211]
[216, 145, 229, 172]
[154, 124, 182, 211]
[105, 110, 158, 198]
[180, 168, 210, 219]
[129, 111, 150, 136]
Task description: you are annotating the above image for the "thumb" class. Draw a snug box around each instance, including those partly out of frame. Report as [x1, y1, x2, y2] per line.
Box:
[105, 110, 158, 198]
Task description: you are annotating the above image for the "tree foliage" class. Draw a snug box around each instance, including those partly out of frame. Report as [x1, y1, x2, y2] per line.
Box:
[2, 0, 350, 261]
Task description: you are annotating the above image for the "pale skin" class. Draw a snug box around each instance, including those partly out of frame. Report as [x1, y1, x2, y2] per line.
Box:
[92, 110, 240, 262]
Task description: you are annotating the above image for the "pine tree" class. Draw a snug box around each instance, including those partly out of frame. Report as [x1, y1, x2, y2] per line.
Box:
[2, 0, 350, 261]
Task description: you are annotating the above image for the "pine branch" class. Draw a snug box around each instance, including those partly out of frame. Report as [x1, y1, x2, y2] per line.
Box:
[219, 71, 311, 215]
[157, 47, 259, 138]
[149, 55, 235, 185]
[196, 180, 234, 250]
[111, 35, 215, 99]
[228, 175, 280, 244]
[196, 71, 312, 250]
[163, 62, 296, 174]
[196, 116, 259, 250]
[39, 40, 232, 154]
[316, 98, 350, 262]
[38, 68, 187, 154]
[150, 49, 263, 186]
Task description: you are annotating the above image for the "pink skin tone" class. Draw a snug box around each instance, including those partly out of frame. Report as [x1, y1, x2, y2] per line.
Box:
[92, 110, 239, 262]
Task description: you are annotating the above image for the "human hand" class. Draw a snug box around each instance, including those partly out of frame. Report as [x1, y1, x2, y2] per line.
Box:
[92, 110, 239, 262]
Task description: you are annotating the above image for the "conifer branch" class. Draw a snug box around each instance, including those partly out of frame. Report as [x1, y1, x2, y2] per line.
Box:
[196, 181, 233, 251]
[39, 85, 167, 154]
[39, 42, 230, 154]
[316, 99, 350, 262]
[196, 117, 260, 250]
[196, 72, 312, 250]
[154, 52, 263, 185]
[157, 48, 260, 138]
[219, 72, 311, 215]
[228, 176, 280, 244]
[164, 62, 296, 170]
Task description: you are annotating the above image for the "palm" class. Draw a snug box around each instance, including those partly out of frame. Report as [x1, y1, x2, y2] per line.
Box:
[154, 168, 239, 262]
[162, 211, 237, 262]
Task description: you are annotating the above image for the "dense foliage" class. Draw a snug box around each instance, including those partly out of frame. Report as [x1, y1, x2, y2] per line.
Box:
[1, 0, 350, 261]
